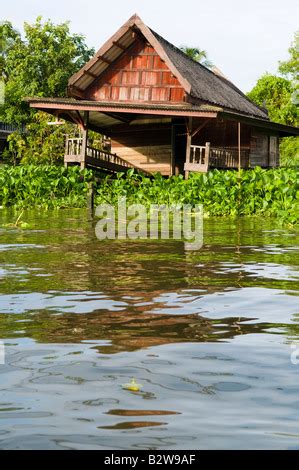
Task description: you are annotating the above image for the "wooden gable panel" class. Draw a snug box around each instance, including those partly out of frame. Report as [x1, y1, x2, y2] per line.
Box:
[86, 37, 186, 104]
[151, 87, 169, 101]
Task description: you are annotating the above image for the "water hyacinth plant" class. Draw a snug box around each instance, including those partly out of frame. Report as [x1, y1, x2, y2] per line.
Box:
[0, 164, 94, 209]
[95, 168, 299, 226]
[0, 165, 298, 225]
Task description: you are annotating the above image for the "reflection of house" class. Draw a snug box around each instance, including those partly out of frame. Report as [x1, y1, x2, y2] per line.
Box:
[27, 14, 299, 175]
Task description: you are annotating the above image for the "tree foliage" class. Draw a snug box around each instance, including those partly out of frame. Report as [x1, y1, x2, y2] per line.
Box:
[0, 21, 20, 81]
[278, 31, 299, 81]
[248, 31, 299, 167]
[0, 17, 95, 165]
[0, 16, 94, 125]
[180, 46, 213, 69]
[4, 112, 79, 165]
[247, 74, 298, 126]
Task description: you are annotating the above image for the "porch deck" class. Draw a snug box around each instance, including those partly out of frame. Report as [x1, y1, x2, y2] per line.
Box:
[184, 143, 250, 173]
[65, 137, 250, 175]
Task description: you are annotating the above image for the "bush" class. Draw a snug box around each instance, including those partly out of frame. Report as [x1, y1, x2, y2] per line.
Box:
[95, 167, 299, 226]
[0, 165, 297, 226]
[280, 137, 299, 167]
[0, 164, 93, 208]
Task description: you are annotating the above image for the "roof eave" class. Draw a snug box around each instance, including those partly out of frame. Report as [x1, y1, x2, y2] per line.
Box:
[25, 97, 219, 118]
[220, 110, 299, 136]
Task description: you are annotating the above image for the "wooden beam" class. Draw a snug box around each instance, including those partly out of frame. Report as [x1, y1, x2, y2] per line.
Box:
[29, 101, 218, 119]
[96, 55, 112, 65]
[103, 111, 132, 124]
[68, 85, 85, 99]
[238, 122, 241, 172]
[205, 142, 211, 171]
[191, 119, 210, 138]
[64, 133, 69, 168]
[81, 111, 89, 169]
[185, 117, 193, 135]
[112, 41, 126, 51]
[185, 117, 192, 180]
[171, 123, 175, 176]
[83, 70, 98, 79]
[63, 111, 83, 128]
[76, 111, 85, 128]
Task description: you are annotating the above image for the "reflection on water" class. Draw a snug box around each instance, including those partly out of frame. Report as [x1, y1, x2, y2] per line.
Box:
[0, 209, 298, 449]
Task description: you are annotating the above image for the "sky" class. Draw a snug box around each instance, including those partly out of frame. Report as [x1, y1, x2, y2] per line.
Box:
[1, 0, 298, 92]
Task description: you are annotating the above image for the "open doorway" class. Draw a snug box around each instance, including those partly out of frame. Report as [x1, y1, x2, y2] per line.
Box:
[172, 122, 187, 175]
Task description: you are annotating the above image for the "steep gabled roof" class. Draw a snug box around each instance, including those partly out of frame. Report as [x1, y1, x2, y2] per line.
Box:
[68, 14, 190, 95]
[68, 14, 268, 120]
[150, 30, 269, 119]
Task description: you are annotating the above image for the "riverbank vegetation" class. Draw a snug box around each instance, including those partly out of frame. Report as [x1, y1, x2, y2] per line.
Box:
[0, 165, 93, 209]
[0, 166, 297, 226]
[96, 168, 299, 226]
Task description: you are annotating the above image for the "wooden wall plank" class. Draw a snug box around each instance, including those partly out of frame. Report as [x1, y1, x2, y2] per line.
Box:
[86, 36, 186, 104]
[111, 124, 172, 175]
[250, 132, 269, 167]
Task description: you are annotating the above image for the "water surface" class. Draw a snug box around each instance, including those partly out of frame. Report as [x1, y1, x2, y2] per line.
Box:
[0, 210, 298, 449]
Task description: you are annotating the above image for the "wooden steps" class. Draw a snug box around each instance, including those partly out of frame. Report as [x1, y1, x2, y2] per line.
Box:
[64, 137, 150, 175]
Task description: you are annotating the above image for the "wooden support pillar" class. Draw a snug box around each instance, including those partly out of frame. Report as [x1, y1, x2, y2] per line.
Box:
[80, 111, 89, 170]
[64, 133, 69, 168]
[185, 117, 192, 180]
[170, 122, 175, 177]
[238, 122, 241, 173]
[205, 141, 211, 167]
[87, 181, 94, 210]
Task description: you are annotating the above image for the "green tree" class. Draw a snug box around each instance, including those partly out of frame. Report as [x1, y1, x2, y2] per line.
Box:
[279, 31, 299, 80]
[4, 112, 104, 166]
[1, 16, 94, 124]
[4, 112, 78, 165]
[247, 74, 298, 125]
[180, 46, 213, 69]
[0, 17, 95, 165]
[0, 21, 20, 81]
[248, 32, 299, 167]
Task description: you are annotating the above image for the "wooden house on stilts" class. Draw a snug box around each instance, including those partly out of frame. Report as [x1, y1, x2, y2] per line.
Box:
[27, 14, 299, 176]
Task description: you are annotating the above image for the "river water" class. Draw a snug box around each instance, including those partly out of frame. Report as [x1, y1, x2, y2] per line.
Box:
[0, 210, 298, 449]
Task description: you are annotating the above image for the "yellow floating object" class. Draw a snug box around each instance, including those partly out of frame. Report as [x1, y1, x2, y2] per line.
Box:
[122, 378, 143, 392]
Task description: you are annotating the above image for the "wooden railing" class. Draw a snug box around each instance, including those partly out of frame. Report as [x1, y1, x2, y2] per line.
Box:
[66, 138, 82, 156]
[185, 143, 210, 174]
[0, 122, 24, 133]
[190, 145, 208, 165]
[186, 143, 250, 173]
[209, 147, 250, 169]
[65, 137, 148, 173]
[86, 145, 132, 168]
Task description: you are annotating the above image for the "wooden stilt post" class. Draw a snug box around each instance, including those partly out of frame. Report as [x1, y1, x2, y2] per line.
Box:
[237, 122, 242, 213]
[184, 117, 192, 180]
[80, 111, 89, 170]
[205, 141, 210, 169]
[87, 181, 94, 211]
[171, 121, 176, 177]
[64, 134, 69, 168]
[238, 122, 241, 173]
